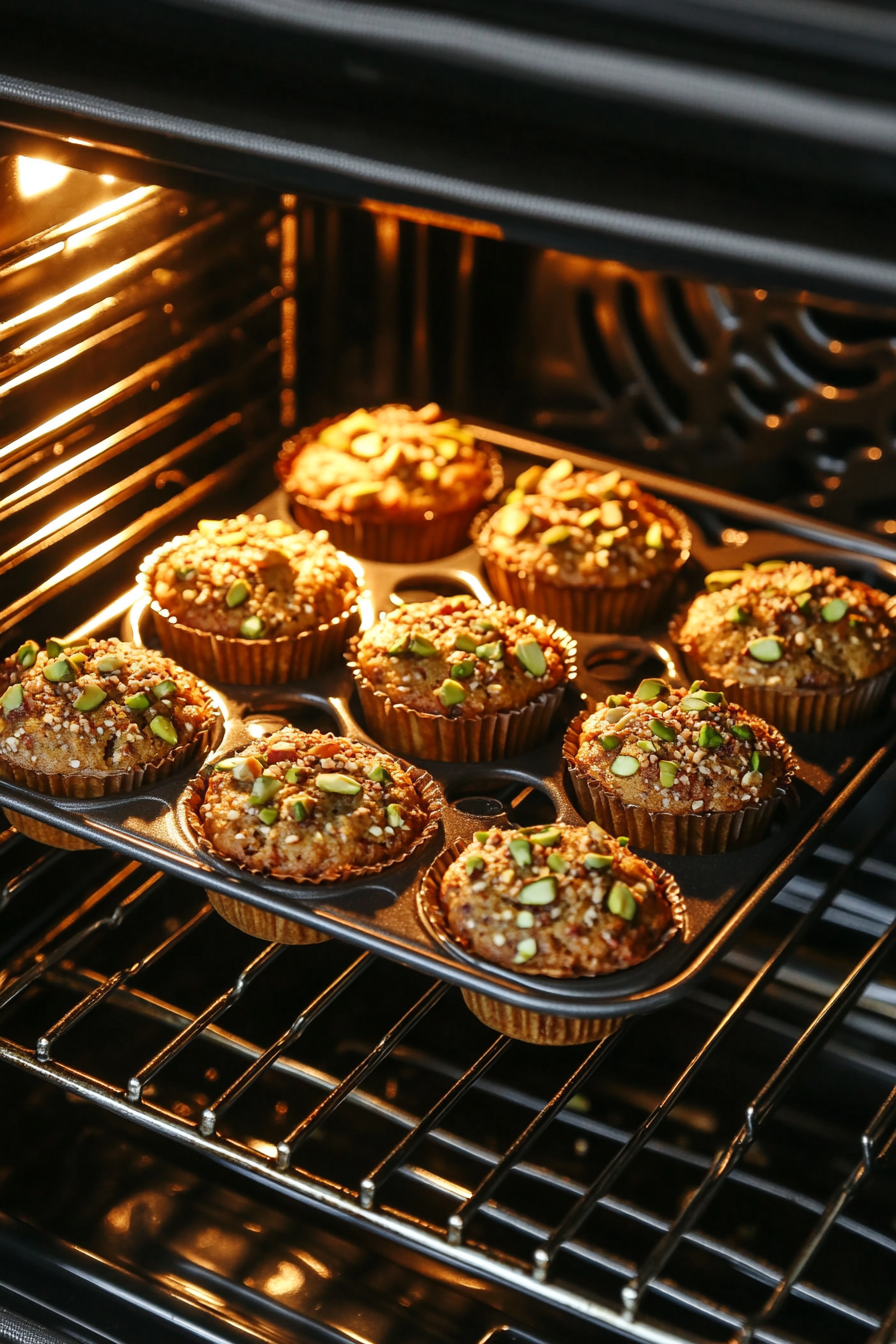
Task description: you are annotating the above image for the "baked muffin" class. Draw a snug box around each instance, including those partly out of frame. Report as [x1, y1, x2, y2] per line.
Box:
[563, 677, 793, 853]
[421, 820, 679, 1043]
[139, 514, 360, 685]
[187, 726, 440, 942]
[276, 402, 502, 562]
[472, 460, 690, 632]
[671, 560, 896, 731]
[0, 636, 216, 849]
[347, 595, 575, 761]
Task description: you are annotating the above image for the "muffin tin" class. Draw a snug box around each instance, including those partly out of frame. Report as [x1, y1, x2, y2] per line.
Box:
[2, 425, 896, 1024]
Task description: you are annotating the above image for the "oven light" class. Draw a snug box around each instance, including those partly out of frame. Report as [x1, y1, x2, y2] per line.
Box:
[100, 173, 116, 183]
[16, 156, 70, 197]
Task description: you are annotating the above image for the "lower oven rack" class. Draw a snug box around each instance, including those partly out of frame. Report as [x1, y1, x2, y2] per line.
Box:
[2, 793, 896, 1344]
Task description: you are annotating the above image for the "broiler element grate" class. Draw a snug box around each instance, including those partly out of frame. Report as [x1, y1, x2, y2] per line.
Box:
[2, 788, 896, 1344]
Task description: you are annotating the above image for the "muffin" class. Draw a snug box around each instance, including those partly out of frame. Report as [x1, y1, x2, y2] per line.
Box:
[671, 560, 896, 731]
[0, 636, 216, 849]
[139, 514, 360, 685]
[563, 677, 793, 854]
[186, 726, 441, 942]
[275, 402, 503, 562]
[472, 460, 690, 632]
[421, 821, 679, 1043]
[347, 595, 575, 761]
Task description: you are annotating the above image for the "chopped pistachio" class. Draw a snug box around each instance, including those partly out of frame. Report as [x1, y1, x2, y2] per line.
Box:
[1, 684, 23, 712]
[634, 678, 670, 701]
[231, 756, 263, 782]
[606, 695, 626, 707]
[516, 910, 535, 929]
[367, 764, 392, 783]
[240, 615, 266, 638]
[496, 505, 531, 538]
[540, 524, 570, 546]
[515, 638, 547, 676]
[214, 759, 238, 771]
[750, 749, 766, 774]
[795, 592, 812, 609]
[599, 734, 621, 751]
[474, 831, 491, 842]
[454, 633, 478, 653]
[504, 487, 525, 505]
[603, 706, 632, 725]
[515, 464, 544, 491]
[125, 692, 151, 711]
[787, 572, 814, 595]
[649, 718, 676, 741]
[386, 804, 404, 829]
[46, 638, 65, 658]
[409, 634, 438, 657]
[438, 678, 466, 707]
[472, 618, 497, 633]
[610, 755, 639, 777]
[149, 715, 178, 745]
[513, 936, 538, 963]
[518, 876, 557, 905]
[285, 766, 302, 784]
[540, 458, 573, 486]
[465, 853, 485, 874]
[608, 881, 637, 920]
[387, 634, 410, 656]
[596, 530, 617, 547]
[225, 579, 250, 608]
[153, 679, 177, 700]
[451, 660, 475, 679]
[697, 723, 724, 750]
[547, 852, 569, 873]
[821, 598, 848, 623]
[509, 837, 532, 867]
[475, 641, 504, 662]
[292, 796, 311, 822]
[74, 686, 108, 712]
[726, 604, 748, 624]
[175, 566, 196, 581]
[637, 739, 652, 751]
[96, 654, 124, 672]
[731, 723, 753, 742]
[418, 460, 440, 482]
[748, 637, 783, 662]
[617, 836, 630, 847]
[644, 520, 664, 549]
[758, 559, 787, 572]
[249, 775, 283, 806]
[694, 689, 725, 705]
[43, 657, 76, 683]
[584, 852, 613, 870]
[16, 641, 39, 668]
[343, 480, 383, 501]
[316, 773, 362, 795]
[705, 570, 744, 591]
[436, 438, 461, 460]
[68, 652, 87, 668]
[258, 806, 279, 825]
[351, 430, 383, 458]
[578, 507, 603, 529]
[601, 501, 624, 529]
[680, 695, 712, 713]
[529, 827, 561, 846]
[659, 760, 679, 788]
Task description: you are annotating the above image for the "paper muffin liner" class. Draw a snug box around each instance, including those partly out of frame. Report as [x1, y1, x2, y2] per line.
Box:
[0, 698, 218, 851]
[275, 413, 504, 563]
[204, 887, 329, 944]
[418, 841, 681, 1046]
[669, 606, 896, 733]
[471, 497, 691, 633]
[345, 618, 576, 763]
[562, 711, 796, 856]
[138, 541, 361, 686]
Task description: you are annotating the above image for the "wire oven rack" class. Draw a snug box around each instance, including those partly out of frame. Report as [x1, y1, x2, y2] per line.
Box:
[2, 771, 896, 1344]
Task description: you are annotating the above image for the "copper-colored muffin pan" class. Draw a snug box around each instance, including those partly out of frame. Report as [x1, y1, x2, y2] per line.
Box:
[1, 422, 895, 1026]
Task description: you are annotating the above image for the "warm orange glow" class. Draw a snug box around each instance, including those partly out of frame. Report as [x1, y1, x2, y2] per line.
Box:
[264, 1261, 305, 1297]
[14, 295, 119, 355]
[361, 197, 503, 239]
[1, 311, 145, 398]
[63, 588, 142, 643]
[100, 173, 116, 183]
[16, 156, 70, 197]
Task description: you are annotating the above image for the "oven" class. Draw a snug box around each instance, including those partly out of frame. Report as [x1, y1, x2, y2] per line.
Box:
[2, 5, 896, 1343]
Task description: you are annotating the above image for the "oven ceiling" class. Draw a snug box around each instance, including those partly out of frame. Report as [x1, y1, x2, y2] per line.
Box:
[2, 0, 896, 298]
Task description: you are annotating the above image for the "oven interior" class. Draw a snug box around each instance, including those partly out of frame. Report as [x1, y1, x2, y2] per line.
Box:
[2, 149, 896, 1344]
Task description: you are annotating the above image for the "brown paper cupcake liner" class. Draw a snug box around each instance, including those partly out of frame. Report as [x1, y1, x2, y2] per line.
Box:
[2, 809, 98, 850]
[562, 711, 796, 856]
[472, 497, 691, 633]
[276, 414, 503, 563]
[205, 887, 329, 944]
[346, 616, 576, 763]
[669, 607, 896, 732]
[184, 758, 442, 885]
[138, 541, 361, 686]
[417, 841, 681, 1046]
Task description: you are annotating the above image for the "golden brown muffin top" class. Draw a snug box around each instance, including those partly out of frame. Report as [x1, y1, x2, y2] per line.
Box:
[280, 403, 497, 521]
[146, 514, 359, 640]
[351, 595, 572, 719]
[197, 728, 429, 881]
[475, 461, 688, 590]
[0, 637, 212, 777]
[676, 561, 896, 691]
[439, 821, 675, 976]
[573, 678, 789, 816]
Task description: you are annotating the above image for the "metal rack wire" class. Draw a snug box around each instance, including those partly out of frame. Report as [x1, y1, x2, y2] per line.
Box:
[2, 782, 896, 1344]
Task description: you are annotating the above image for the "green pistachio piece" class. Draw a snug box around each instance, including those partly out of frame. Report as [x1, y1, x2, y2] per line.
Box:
[292, 796, 312, 822]
[175, 566, 196, 581]
[731, 723, 754, 742]
[649, 718, 676, 741]
[518, 876, 558, 905]
[695, 689, 725, 704]
[515, 638, 548, 677]
[240, 616, 266, 638]
[74, 686, 107, 712]
[607, 881, 637, 920]
[474, 831, 491, 842]
[509, 837, 532, 866]
[68, 652, 87, 668]
[584, 852, 613, 870]
[705, 570, 744, 592]
[610, 755, 639, 777]
[697, 723, 724, 750]
[472, 618, 496, 633]
[599, 734, 621, 751]
[795, 592, 812, 609]
[504, 487, 525, 505]
[409, 634, 438, 657]
[578, 507, 603, 529]
[386, 804, 404, 829]
[1, 684, 24, 712]
[541, 458, 573, 486]
[16, 641, 39, 668]
[43, 658, 76, 683]
[149, 715, 178, 745]
[465, 853, 485, 874]
[286, 766, 302, 784]
[529, 827, 561, 846]
[787, 573, 814, 595]
[367, 764, 393, 783]
[680, 695, 712, 713]
[214, 759, 238, 771]
[750, 750, 767, 774]
[316, 773, 362, 795]
[635, 739, 650, 751]
[387, 634, 410, 656]
[547, 852, 569, 873]
[540, 524, 571, 546]
[821, 598, 848, 623]
[250, 774, 283, 806]
[496, 505, 531, 538]
[659, 760, 679, 788]
[644, 520, 664, 550]
[513, 936, 538, 963]
[634, 678, 670, 702]
[516, 910, 535, 929]
[153, 679, 177, 700]
[225, 579, 250, 608]
[258, 806, 279, 825]
[46, 638, 65, 658]
[758, 559, 786, 572]
[475, 641, 504, 662]
[606, 695, 626, 707]
[451, 660, 475, 679]
[418, 460, 440, 482]
[515, 464, 544, 492]
[726, 604, 749, 624]
[125, 692, 151, 712]
[603, 706, 632, 725]
[454, 633, 478, 653]
[748, 637, 783, 662]
[95, 654, 124, 672]
[438, 678, 466, 707]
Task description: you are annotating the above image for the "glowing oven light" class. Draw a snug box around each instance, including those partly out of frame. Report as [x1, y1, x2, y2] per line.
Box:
[16, 156, 71, 198]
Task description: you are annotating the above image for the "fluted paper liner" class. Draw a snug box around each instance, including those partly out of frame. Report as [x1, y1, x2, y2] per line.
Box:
[276, 413, 503, 563]
[669, 606, 896, 733]
[138, 540, 361, 687]
[346, 617, 576, 763]
[472, 497, 691, 633]
[418, 841, 681, 1045]
[205, 887, 330, 944]
[0, 691, 219, 852]
[562, 711, 796, 856]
